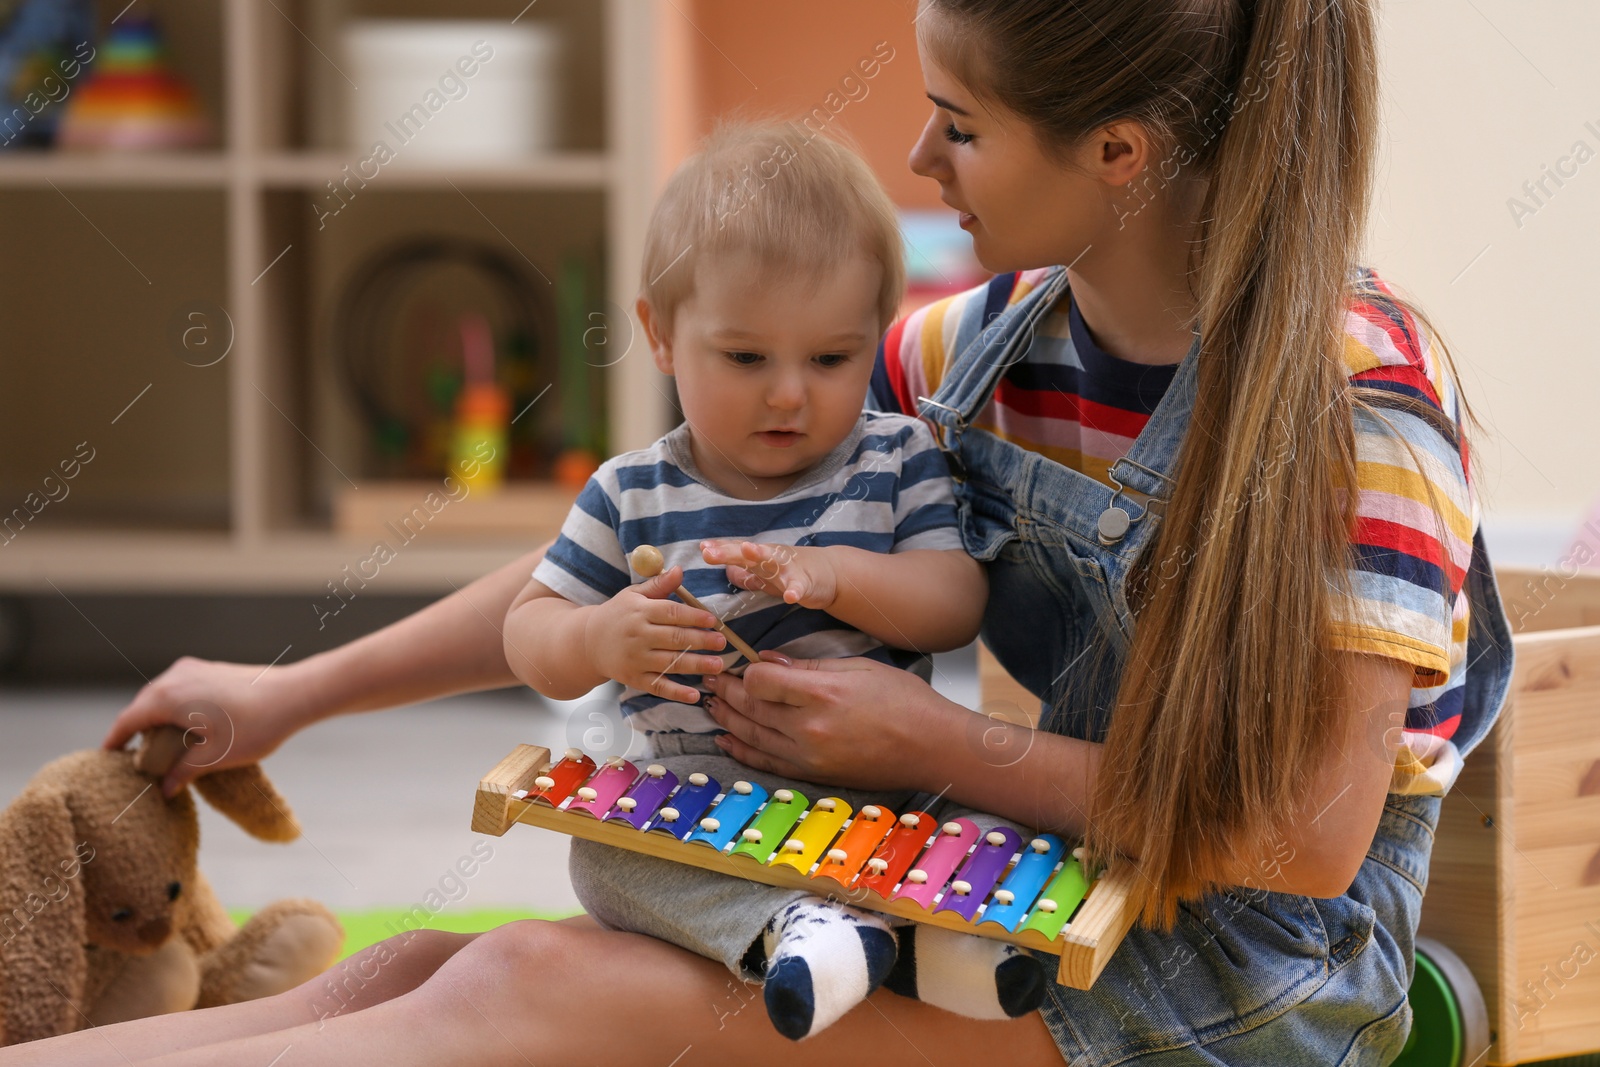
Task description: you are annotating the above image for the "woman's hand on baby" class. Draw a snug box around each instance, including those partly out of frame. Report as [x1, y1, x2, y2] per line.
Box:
[700, 540, 838, 610]
[702, 652, 943, 791]
[584, 564, 729, 705]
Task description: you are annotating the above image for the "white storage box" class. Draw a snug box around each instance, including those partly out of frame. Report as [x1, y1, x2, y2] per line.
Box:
[343, 19, 561, 161]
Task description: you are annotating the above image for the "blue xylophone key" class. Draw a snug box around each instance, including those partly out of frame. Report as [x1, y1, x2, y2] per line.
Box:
[605, 763, 678, 830]
[685, 780, 768, 852]
[977, 834, 1068, 932]
[647, 771, 721, 840]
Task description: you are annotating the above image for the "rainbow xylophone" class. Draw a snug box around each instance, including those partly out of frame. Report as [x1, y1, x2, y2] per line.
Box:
[473, 745, 1142, 989]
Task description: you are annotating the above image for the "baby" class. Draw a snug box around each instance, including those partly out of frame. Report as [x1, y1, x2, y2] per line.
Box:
[503, 120, 1048, 1040]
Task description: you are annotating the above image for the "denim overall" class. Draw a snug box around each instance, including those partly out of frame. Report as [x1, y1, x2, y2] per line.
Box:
[915, 265, 1515, 1065]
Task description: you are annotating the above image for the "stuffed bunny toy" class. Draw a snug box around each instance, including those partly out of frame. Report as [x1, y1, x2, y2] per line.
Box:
[0, 726, 344, 1046]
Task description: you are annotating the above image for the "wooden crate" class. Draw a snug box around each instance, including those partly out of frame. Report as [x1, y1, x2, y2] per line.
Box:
[1421, 565, 1600, 1065]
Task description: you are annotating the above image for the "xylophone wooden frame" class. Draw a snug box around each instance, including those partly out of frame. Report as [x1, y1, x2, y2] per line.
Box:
[472, 743, 1144, 990]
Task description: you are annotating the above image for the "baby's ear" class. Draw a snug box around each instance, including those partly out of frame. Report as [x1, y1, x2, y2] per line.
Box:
[0, 785, 89, 1044]
[193, 767, 301, 843]
[635, 297, 674, 375]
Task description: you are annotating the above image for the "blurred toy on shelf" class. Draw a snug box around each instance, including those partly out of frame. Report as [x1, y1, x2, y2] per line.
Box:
[552, 253, 604, 489]
[329, 237, 612, 535]
[56, 12, 210, 150]
[452, 312, 511, 492]
[552, 447, 600, 490]
[333, 237, 605, 492]
[0, 0, 96, 150]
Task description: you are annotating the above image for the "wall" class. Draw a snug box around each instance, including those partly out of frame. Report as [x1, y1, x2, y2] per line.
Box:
[1366, 0, 1599, 563]
[657, 0, 933, 208]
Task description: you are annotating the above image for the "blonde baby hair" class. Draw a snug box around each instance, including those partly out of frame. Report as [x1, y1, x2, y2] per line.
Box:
[639, 118, 905, 337]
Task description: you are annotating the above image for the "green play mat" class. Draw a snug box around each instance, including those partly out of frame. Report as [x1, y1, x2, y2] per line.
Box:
[229, 908, 583, 960]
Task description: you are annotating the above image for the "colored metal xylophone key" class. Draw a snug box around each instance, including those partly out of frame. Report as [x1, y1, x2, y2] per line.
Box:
[512, 748, 1095, 937]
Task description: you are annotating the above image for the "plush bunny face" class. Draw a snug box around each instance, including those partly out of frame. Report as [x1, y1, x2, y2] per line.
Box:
[9, 749, 201, 957]
[1, 730, 315, 1047]
[69, 759, 200, 955]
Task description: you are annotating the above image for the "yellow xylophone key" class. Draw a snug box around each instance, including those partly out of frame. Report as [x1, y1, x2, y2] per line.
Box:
[768, 796, 852, 874]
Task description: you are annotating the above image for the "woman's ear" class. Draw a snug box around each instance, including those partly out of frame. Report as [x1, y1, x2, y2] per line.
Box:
[0, 786, 89, 1045]
[1091, 120, 1154, 186]
[192, 767, 300, 843]
[636, 297, 675, 376]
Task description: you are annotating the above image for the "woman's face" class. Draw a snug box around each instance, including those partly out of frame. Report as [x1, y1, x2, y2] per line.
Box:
[908, 10, 1139, 274]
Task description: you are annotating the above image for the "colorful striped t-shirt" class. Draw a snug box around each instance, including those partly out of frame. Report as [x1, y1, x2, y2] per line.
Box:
[874, 275, 1179, 486]
[870, 267, 1482, 796]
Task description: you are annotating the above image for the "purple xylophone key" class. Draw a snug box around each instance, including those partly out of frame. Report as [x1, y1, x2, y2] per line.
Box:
[605, 763, 678, 829]
[936, 827, 1023, 922]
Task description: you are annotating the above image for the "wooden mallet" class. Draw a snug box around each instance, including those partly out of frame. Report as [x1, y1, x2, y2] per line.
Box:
[628, 544, 762, 665]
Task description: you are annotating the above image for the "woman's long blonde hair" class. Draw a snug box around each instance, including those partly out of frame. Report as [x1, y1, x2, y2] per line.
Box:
[926, 0, 1478, 927]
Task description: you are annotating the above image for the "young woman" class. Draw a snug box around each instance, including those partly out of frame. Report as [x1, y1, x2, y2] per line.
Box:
[30, 0, 1511, 1063]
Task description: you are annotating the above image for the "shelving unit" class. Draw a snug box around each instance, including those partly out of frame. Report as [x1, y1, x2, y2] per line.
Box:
[0, 0, 667, 594]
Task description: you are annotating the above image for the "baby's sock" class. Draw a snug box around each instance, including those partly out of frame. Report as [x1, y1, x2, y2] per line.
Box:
[884, 923, 1049, 1019]
[744, 897, 897, 1041]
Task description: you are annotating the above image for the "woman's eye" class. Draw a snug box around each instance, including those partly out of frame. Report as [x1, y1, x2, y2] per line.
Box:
[943, 122, 974, 145]
[726, 351, 762, 366]
[816, 353, 848, 367]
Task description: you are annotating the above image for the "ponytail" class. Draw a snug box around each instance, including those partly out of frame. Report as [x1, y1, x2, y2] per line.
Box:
[1103, 0, 1376, 927]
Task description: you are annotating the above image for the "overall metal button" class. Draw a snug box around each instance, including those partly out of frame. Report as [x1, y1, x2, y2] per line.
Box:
[1097, 506, 1131, 544]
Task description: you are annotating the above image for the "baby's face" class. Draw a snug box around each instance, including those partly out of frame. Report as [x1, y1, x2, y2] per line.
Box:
[655, 249, 883, 499]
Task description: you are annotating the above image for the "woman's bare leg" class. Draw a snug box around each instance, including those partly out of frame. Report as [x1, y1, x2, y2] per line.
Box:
[131, 918, 1063, 1067]
[0, 929, 481, 1067]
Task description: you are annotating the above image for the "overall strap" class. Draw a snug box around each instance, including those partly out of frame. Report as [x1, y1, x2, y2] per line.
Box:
[914, 262, 1203, 547]
[913, 268, 1072, 478]
[1104, 327, 1203, 507]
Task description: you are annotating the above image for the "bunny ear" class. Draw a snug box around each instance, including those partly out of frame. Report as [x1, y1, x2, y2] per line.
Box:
[0, 786, 89, 1045]
[192, 766, 301, 843]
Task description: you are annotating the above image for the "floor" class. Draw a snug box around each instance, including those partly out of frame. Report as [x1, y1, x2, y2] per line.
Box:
[0, 648, 980, 917]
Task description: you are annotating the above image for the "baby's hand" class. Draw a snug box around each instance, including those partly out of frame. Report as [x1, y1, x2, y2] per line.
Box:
[700, 540, 838, 610]
[584, 565, 727, 705]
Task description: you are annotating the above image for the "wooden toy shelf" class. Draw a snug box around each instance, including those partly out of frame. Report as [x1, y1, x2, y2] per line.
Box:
[0, 0, 668, 595]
